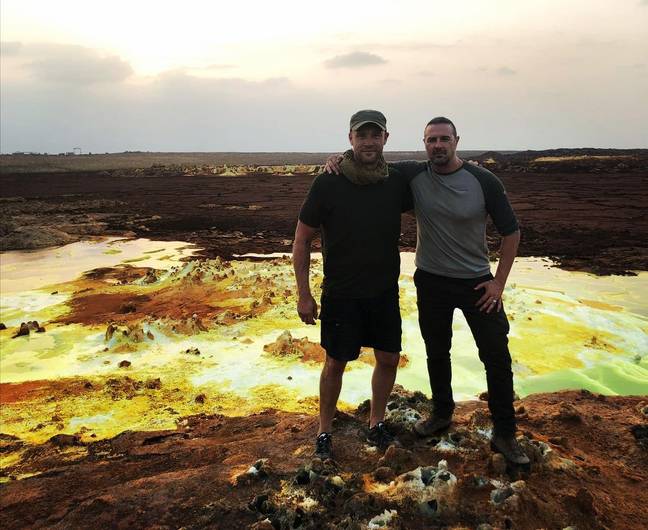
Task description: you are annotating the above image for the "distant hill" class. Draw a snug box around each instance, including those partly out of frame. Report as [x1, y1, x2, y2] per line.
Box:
[1, 148, 645, 174]
[0, 151, 499, 173]
[474, 148, 648, 173]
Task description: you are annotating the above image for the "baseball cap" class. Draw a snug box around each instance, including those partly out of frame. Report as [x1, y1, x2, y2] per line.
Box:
[350, 109, 387, 131]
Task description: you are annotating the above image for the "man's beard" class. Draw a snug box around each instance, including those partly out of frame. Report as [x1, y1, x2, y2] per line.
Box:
[431, 151, 450, 166]
[356, 150, 380, 166]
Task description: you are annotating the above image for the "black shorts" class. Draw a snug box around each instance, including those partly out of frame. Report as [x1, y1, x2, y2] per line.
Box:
[320, 287, 402, 362]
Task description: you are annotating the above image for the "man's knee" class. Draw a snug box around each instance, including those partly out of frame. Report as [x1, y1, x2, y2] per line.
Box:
[374, 349, 400, 369]
[424, 342, 451, 362]
[477, 345, 512, 369]
[323, 355, 347, 376]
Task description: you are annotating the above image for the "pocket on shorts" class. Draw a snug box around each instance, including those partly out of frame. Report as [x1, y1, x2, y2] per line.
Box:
[320, 297, 361, 360]
[321, 317, 358, 360]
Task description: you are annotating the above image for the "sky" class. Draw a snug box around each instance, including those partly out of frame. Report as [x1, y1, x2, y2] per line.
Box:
[1, 0, 647, 153]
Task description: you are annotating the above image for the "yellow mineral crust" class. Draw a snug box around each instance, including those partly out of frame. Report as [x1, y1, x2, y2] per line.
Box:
[1, 249, 647, 454]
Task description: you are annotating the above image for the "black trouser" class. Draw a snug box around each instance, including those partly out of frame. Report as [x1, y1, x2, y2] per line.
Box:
[414, 268, 516, 437]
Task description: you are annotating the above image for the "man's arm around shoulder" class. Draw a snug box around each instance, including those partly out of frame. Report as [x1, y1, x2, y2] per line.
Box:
[389, 160, 427, 182]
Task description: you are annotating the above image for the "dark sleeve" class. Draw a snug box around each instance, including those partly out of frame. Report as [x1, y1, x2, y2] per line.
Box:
[388, 160, 427, 183]
[400, 172, 414, 212]
[465, 164, 519, 236]
[388, 167, 414, 212]
[298, 174, 327, 228]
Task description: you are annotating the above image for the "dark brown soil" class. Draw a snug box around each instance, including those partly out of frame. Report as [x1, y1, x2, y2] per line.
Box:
[1, 388, 646, 530]
[1, 165, 647, 274]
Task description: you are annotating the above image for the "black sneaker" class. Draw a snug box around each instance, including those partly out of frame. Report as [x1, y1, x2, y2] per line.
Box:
[414, 415, 452, 437]
[490, 434, 530, 465]
[314, 432, 333, 460]
[366, 421, 398, 450]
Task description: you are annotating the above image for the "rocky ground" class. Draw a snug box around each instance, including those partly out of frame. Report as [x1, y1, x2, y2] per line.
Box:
[1, 149, 647, 275]
[1, 387, 646, 530]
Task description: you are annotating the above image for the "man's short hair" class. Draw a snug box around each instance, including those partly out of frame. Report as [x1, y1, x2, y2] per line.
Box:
[426, 117, 457, 137]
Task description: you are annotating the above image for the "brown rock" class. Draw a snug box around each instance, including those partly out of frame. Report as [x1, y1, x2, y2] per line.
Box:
[555, 402, 582, 422]
[343, 492, 382, 517]
[48, 434, 81, 447]
[118, 302, 137, 314]
[145, 378, 162, 390]
[13, 322, 30, 338]
[574, 487, 596, 515]
[548, 436, 571, 449]
[0, 433, 24, 453]
[373, 466, 396, 483]
[490, 453, 508, 475]
[377, 445, 414, 474]
[195, 393, 207, 404]
[468, 409, 492, 431]
[310, 457, 323, 474]
[249, 521, 274, 530]
[118, 360, 132, 368]
[0, 323, 6, 330]
[105, 323, 117, 342]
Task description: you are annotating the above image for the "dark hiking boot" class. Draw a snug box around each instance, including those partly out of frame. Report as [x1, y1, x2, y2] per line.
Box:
[490, 434, 530, 465]
[414, 415, 452, 437]
[366, 421, 399, 450]
[314, 432, 333, 460]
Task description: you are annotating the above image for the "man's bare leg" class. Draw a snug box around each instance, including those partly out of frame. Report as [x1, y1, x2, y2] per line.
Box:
[318, 355, 347, 434]
[369, 349, 400, 428]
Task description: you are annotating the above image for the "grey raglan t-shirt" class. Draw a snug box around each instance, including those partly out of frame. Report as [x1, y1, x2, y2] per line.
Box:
[391, 161, 519, 279]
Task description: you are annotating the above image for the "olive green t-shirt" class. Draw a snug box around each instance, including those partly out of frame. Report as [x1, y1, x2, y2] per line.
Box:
[298, 169, 412, 298]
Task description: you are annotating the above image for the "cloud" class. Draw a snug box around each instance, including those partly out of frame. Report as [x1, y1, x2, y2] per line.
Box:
[153, 70, 292, 92]
[496, 66, 517, 76]
[204, 63, 236, 70]
[181, 63, 238, 77]
[378, 79, 401, 86]
[416, 70, 436, 77]
[324, 51, 387, 69]
[2, 43, 133, 84]
[28, 46, 133, 84]
[363, 40, 462, 52]
[640, 0, 648, 6]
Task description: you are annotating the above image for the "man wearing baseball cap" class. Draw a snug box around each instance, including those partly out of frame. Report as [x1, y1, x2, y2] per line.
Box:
[292, 110, 412, 460]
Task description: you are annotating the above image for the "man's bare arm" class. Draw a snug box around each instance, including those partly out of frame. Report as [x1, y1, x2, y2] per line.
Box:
[292, 220, 319, 324]
[475, 230, 520, 313]
[494, 230, 520, 288]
